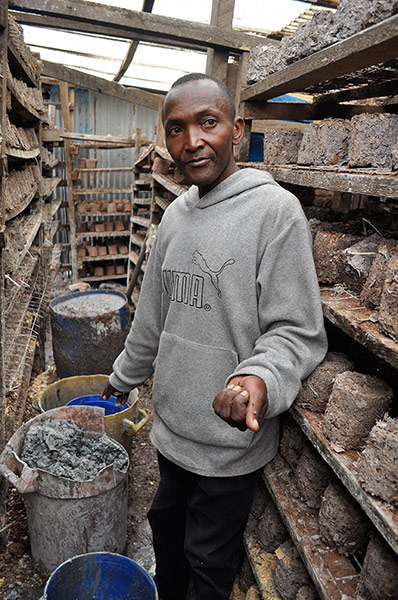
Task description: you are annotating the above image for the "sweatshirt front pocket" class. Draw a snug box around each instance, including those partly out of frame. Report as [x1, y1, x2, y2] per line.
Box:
[152, 331, 254, 449]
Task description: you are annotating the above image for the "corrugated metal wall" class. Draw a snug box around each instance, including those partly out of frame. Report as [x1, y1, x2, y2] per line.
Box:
[48, 86, 159, 273]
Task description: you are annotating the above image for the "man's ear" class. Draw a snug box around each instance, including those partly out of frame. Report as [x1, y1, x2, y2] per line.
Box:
[232, 116, 245, 146]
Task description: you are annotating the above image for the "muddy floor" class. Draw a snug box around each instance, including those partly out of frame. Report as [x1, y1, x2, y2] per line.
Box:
[0, 374, 159, 600]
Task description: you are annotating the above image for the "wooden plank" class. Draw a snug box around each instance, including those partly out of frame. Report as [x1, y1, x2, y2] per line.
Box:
[76, 231, 130, 239]
[241, 16, 398, 102]
[10, 0, 268, 52]
[63, 131, 145, 145]
[7, 39, 39, 87]
[42, 128, 61, 142]
[320, 287, 398, 370]
[113, 0, 155, 83]
[80, 273, 127, 282]
[206, 0, 234, 83]
[75, 187, 133, 195]
[7, 146, 40, 160]
[152, 172, 188, 197]
[79, 253, 128, 263]
[42, 61, 162, 111]
[155, 195, 172, 212]
[41, 176, 61, 199]
[8, 84, 41, 122]
[239, 163, 398, 200]
[243, 100, 389, 121]
[264, 455, 359, 600]
[131, 215, 151, 228]
[244, 529, 282, 600]
[77, 167, 134, 173]
[290, 405, 398, 555]
[5, 182, 38, 221]
[314, 80, 398, 105]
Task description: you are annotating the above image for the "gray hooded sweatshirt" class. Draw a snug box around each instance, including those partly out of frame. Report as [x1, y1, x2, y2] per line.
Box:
[110, 168, 327, 477]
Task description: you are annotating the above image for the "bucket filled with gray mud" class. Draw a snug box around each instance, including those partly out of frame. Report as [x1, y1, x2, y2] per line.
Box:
[50, 290, 131, 378]
[0, 406, 129, 575]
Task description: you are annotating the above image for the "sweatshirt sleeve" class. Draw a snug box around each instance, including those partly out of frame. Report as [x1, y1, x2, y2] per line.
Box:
[229, 214, 328, 419]
[109, 236, 164, 392]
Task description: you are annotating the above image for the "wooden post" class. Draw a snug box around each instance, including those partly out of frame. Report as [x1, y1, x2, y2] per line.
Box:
[0, 0, 8, 550]
[60, 81, 78, 282]
[206, 0, 235, 85]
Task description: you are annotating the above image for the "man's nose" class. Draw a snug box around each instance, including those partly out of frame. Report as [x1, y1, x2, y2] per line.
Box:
[184, 126, 203, 151]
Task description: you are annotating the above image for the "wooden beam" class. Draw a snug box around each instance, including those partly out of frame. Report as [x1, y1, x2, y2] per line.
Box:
[241, 15, 398, 102]
[113, 0, 154, 83]
[41, 60, 162, 111]
[206, 0, 234, 83]
[314, 80, 398, 104]
[243, 100, 392, 121]
[9, 0, 270, 52]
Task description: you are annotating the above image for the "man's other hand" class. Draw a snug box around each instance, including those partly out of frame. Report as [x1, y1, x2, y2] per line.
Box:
[102, 382, 130, 406]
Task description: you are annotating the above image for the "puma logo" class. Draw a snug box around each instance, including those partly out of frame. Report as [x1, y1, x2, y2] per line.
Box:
[192, 250, 235, 298]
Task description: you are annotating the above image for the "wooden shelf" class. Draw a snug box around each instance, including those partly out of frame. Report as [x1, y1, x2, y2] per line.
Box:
[7, 146, 40, 160]
[7, 39, 40, 88]
[132, 215, 151, 228]
[131, 233, 145, 248]
[76, 231, 130, 239]
[155, 195, 172, 211]
[8, 84, 41, 122]
[5, 181, 38, 222]
[320, 288, 398, 370]
[134, 142, 154, 169]
[76, 211, 130, 218]
[75, 186, 133, 195]
[152, 171, 188, 197]
[41, 176, 62, 199]
[244, 526, 282, 599]
[77, 167, 134, 173]
[241, 16, 398, 102]
[80, 273, 127, 282]
[79, 253, 129, 263]
[134, 177, 152, 187]
[43, 198, 62, 227]
[129, 250, 146, 272]
[240, 163, 398, 200]
[133, 196, 152, 206]
[263, 455, 359, 600]
[290, 405, 398, 555]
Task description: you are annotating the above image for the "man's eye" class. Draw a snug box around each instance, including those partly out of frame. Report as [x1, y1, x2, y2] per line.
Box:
[169, 127, 181, 135]
[203, 119, 216, 127]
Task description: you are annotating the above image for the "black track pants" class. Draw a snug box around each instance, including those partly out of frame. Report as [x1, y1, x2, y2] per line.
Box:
[147, 452, 263, 600]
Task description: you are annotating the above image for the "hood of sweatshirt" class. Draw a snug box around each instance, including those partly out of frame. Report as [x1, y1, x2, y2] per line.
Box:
[183, 167, 277, 210]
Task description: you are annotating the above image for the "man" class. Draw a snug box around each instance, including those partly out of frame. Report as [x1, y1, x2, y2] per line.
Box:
[103, 73, 327, 599]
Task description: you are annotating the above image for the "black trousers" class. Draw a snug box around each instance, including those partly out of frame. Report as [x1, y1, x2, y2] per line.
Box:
[147, 452, 263, 600]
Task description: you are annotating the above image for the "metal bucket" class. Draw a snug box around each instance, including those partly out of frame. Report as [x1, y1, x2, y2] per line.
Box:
[38, 375, 149, 456]
[50, 290, 131, 378]
[40, 552, 158, 600]
[0, 406, 129, 575]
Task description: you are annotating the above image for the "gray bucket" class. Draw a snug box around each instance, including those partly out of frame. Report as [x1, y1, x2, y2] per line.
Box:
[50, 290, 131, 378]
[0, 406, 129, 575]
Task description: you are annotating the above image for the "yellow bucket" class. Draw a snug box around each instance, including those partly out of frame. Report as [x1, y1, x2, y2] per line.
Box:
[38, 374, 149, 456]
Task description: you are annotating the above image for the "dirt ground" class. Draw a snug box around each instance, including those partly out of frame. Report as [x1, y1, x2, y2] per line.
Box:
[0, 374, 159, 600]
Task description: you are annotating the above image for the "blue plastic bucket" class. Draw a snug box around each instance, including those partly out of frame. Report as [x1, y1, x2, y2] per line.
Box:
[41, 552, 158, 600]
[66, 394, 130, 416]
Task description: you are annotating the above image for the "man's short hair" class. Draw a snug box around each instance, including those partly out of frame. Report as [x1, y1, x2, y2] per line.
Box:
[163, 73, 236, 121]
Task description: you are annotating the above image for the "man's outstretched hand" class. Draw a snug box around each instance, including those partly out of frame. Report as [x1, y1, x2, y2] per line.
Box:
[213, 375, 268, 432]
[102, 382, 130, 406]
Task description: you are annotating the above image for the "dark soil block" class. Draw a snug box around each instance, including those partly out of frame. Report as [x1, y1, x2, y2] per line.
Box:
[295, 351, 354, 412]
[392, 144, 398, 171]
[357, 415, 398, 504]
[339, 234, 383, 295]
[319, 480, 369, 556]
[284, 10, 337, 64]
[257, 498, 289, 553]
[348, 113, 398, 169]
[360, 240, 398, 309]
[295, 444, 330, 508]
[246, 44, 282, 83]
[249, 481, 270, 521]
[323, 372, 393, 451]
[273, 541, 311, 600]
[279, 419, 306, 469]
[263, 128, 303, 165]
[356, 532, 398, 600]
[296, 584, 320, 600]
[313, 231, 360, 284]
[298, 119, 350, 166]
[297, 123, 319, 166]
[379, 257, 398, 341]
[332, 0, 398, 41]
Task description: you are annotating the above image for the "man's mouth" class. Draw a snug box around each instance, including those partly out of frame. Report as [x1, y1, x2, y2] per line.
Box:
[185, 157, 210, 168]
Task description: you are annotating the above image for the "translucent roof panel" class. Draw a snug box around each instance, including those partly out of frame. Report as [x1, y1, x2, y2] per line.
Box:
[20, 0, 312, 92]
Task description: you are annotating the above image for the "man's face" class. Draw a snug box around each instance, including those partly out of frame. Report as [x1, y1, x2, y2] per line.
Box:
[163, 79, 244, 197]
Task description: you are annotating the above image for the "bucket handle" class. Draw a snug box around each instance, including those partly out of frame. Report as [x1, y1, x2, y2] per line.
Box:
[0, 451, 39, 494]
[122, 408, 149, 436]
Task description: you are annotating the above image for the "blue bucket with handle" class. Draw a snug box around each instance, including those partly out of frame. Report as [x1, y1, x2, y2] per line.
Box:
[41, 552, 158, 599]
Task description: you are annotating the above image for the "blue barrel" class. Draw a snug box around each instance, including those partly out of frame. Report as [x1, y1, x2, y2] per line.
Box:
[41, 552, 158, 600]
[50, 290, 131, 378]
[66, 394, 130, 416]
